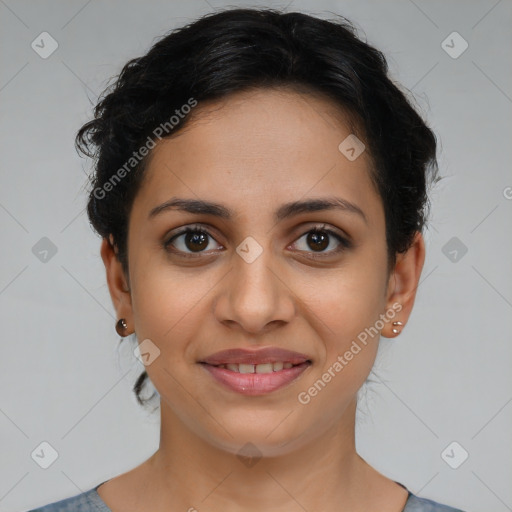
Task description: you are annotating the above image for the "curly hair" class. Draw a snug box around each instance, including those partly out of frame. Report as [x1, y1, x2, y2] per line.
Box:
[76, 7, 439, 408]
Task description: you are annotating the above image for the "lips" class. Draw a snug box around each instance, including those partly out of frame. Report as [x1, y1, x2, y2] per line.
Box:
[199, 347, 311, 366]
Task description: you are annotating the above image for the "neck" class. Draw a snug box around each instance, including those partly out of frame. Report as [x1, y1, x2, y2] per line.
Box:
[143, 397, 374, 512]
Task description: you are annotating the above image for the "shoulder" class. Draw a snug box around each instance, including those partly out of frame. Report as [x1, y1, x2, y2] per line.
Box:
[25, 485, 110, 512]
[403, 492, 466, 511]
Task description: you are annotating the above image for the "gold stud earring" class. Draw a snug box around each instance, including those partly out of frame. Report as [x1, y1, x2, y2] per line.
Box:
[391, 321, 403, 335]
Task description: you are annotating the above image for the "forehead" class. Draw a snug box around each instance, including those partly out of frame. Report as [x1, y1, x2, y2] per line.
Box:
[153, 86, 365, 163]
[134, 87, 382, 224]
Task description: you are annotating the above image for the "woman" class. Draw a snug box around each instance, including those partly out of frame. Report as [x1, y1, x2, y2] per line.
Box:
[28, 7, 465, 512]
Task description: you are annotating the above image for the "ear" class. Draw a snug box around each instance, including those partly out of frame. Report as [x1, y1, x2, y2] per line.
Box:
[382, 231, 426, 338]
[100, 235, 134, 334]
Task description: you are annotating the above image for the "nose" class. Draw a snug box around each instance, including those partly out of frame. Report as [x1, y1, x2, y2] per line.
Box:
[213, 248, 296, 335]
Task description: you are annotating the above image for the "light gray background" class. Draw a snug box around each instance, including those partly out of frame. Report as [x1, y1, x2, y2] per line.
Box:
[1, 1, 511, 511]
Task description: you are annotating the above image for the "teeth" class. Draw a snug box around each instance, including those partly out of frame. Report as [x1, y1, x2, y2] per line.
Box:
[217, 361, 298, 373]
[239, 363, 255, 374]
[255, 363, 273, 373]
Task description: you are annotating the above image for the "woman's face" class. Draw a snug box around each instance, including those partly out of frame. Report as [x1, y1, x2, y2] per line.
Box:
[103, 88, 421, 456]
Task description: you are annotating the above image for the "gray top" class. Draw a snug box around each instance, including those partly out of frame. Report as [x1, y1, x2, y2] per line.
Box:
[26, 480, 466, 511]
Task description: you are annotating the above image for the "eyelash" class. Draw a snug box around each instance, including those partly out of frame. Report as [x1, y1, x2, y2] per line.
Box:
[163, 223, 352, 260]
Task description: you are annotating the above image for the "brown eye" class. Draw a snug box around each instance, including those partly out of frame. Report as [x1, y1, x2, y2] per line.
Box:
[165, 227, 222, 255]
[291, 227, 351, 256]
[184, 231, 209, 251]
[306, 231, 329, 252]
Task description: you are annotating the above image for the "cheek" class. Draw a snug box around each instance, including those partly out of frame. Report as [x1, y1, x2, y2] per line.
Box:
[295, 255, 387, 376]
[129, 272, 206, 405]
[294, 273, 385, 418]
[304, 262, 387, 336]
[130, 268, 206, 354]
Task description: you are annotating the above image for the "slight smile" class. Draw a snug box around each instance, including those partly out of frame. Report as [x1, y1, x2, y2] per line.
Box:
[198, 347, 313, 395]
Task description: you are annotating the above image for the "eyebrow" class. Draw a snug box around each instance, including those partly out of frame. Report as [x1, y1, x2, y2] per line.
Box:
[148, 196, 367, 224]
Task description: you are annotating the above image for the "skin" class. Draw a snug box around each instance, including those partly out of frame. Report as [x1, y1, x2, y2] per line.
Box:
[98, 87, 425, 512]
